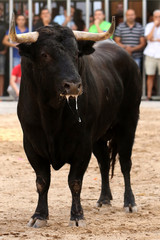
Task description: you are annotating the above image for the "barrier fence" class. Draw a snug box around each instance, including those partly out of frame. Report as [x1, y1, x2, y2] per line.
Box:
[1, 0, 160, 98]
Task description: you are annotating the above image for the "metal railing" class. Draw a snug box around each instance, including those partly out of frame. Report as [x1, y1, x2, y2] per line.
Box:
[7, 0, 148, 98]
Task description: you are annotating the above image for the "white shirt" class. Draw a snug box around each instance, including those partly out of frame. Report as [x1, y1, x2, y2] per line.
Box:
[144, 22, 160, 58]
[53, 15, 75, 29]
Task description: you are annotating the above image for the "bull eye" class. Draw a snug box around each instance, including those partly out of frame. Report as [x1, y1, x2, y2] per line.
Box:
[41, 52, 48, 58]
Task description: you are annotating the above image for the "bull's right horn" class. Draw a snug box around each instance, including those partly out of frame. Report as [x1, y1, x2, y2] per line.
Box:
[73, 16, 115, 41]
[9, 13, 39, 43]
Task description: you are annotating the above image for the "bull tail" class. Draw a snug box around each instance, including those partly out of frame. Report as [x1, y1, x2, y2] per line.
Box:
[108, 138, 118, 178]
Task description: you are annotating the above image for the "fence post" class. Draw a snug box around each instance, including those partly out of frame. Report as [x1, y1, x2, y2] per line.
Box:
[9, 0, 13, 78]
[123, 0, 128, 21]
[28, 0, 32, 31]
[104, 0, 109, 22]
[142, 0, 147, 98]
[86, 0, 90, 30]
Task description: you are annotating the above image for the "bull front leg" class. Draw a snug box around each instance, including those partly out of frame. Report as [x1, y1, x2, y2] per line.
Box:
[24, 137, 50, 228]
[28, 171, 50, 228]
[68, 151, 91, 227]
[68, 180, 86, 227]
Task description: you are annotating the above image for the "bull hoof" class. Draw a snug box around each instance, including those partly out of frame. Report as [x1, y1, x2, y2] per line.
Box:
[27, 218, 47, 228]
[69, 220, 77, 227]
[69, 219, 86, 227]
[124, 204, 138, 213]
[96, 200, 111, 208]
[78, 220, 86, 227]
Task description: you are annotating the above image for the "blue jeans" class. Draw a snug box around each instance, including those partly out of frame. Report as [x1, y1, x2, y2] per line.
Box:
[132, 57, 142, 69]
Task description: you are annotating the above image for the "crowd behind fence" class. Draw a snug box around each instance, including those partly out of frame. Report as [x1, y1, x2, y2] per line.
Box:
[0, 3, 160, 100]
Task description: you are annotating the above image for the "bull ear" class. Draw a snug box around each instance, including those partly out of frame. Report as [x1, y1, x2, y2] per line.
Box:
[18, 43, 35, 60]
[77, 40, 95, 57]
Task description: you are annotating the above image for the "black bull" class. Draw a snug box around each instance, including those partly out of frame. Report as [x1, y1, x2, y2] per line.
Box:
[17, 24, 141, 228]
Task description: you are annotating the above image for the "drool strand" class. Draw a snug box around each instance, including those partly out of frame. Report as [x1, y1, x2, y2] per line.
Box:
[75, 96, 81, 123]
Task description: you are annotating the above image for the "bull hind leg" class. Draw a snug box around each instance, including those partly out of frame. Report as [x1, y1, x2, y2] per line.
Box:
[116, 115, 139, 213]
[93, 140, 112, 207]
[24, 137, 50, 228]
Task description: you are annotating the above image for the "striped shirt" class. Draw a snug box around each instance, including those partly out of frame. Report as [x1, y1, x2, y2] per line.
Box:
[114, 22, 144, 58]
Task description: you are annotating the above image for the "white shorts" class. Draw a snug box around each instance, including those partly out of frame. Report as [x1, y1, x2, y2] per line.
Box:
[145, 55, 160, 75]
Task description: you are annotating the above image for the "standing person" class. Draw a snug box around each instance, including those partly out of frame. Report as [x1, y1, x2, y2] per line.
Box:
[7, 63, 21, 100]
[73, 9, 86, 31]
[89, 15, 94, 28]
[33, 8, 52, 30]
[0, 9, 7, 96]
[114, 2, 123, 27]
[114, 9, 145, 68]
[2, 14, 28, 67]
[33, 14, 40, 28]
[89, 9, 112, 36]
[144, 10, 160, 100]
[53, 6, 77, 30]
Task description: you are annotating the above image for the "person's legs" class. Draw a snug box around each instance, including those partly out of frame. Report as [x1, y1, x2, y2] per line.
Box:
[133, 57, 141, 69]
[0, 54, 5, 96]
[157, 58, 160, 82]
[147, 75, 155, 99]
[145, 56, 157, 99]
[0, 75, 4, 96]
[7, 83, 19, 100]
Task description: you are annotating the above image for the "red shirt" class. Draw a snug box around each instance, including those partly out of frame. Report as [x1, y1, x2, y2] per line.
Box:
[12, 64, 21, 83]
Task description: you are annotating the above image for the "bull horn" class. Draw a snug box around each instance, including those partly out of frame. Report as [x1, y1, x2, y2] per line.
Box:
[73, 16, 115, 41]
[9, 13, 39, 43]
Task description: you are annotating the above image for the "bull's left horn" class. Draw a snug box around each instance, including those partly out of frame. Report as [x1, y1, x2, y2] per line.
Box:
[73, 16, 115, 41]
[9, 13, 39, 43]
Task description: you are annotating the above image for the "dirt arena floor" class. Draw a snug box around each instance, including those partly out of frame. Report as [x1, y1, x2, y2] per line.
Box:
[0, 102, 160, 240]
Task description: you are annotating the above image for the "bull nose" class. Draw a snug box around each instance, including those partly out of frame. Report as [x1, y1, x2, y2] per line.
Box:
[62, 81, 82, 96]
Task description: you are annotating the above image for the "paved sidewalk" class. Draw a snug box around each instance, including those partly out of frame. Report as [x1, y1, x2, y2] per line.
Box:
[0, 100, 160, 115]
[0, 101, 18, 114]
[141, 100, 160, 108]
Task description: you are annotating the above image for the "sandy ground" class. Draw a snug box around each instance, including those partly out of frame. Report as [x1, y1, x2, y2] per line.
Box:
[0, 103, 160, 240]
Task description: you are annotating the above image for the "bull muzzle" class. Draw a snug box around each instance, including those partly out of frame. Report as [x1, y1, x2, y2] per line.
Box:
[62, 81, 82, 97]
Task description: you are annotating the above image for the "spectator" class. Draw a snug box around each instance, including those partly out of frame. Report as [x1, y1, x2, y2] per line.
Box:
[73, 9, 86, 31]
[114, 9, 145, 68]
[144, 10, 160, 100]
[33, 14, 40, 27]
[89, 9, 112, 38]
[114, 2, 123, 27]
[89, 15, 94, 28]
[2, 14, 28, 67]
[0, 6, 4, 22]
[0, 9, 7, 96]
[7, 63, 21, 100]
[53, 6, 77, 30]
[33, 8, 52, 30]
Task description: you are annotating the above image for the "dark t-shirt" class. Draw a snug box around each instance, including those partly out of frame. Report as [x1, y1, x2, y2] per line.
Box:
[0, 21, 6, 51]
[33, 20, 52, 31]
